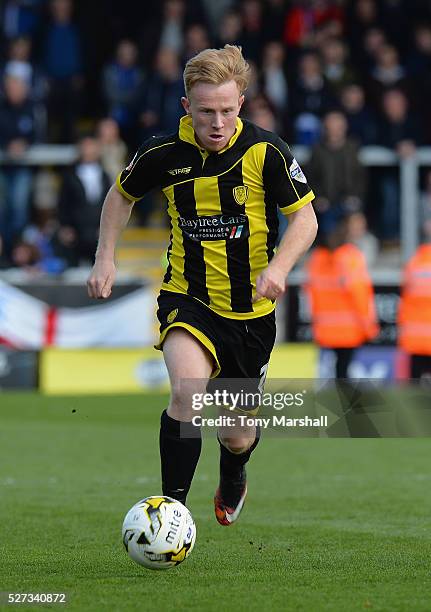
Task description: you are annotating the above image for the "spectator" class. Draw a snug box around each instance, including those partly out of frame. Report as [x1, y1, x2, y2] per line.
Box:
[239, 0, 264, 63]
[289, 51, 335, 145]
[261, 41, 288, 118]
[304, 218, 379, 379]
[10, 239, 41, 272]
[406, 24, 431, 79]
[367, 44, 409, 108]
[13, 216, 71, 274]
[345, 211, 379, 268]
[215, 9, 243, 48]
[398, 226, 431, 379]
[140, 47, 184, 139]
[158, 0, 186, 54]
[183, 23, 210, 64]
[244, 59, 261, 100]
[283, 0, 344, 51]
[200, 0, 235, 38]
[406, 24, 431, 140]
[1, 36, 47, 142]
[378, 89, 422, 153]
[96, 118, 127, 183]
[1, 0, 43, 40]
[41, 0, 83, 142]
[321, 37, 357, 97]
[346, 0, 379, 70]
[377, 89, 422, 241]
[1, 36, 47, 105]
[0, 74, 39, 254]
[102, 39, 144, 144]
[58, 135, 111, 262]
[140, 0, 189, 70]
[307, 110, 367, 239]
[32, 167, 59, 214]
[245, 95, 277, 132]
[312, 16, 345, 55]
[360, 27, 388, 74]
[340, 83, 377, 145]
[284, 0, 316, 49]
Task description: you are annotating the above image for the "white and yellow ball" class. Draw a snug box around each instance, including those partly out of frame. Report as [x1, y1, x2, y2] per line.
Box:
[122, 496, 196, 570]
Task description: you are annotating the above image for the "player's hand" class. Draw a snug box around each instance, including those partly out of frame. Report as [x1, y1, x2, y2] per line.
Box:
[87, 258, 116, 299]
[252, 266, 286, 303]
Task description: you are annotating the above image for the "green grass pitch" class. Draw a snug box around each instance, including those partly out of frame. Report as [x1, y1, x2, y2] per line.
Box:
[1, 393, 430, 611]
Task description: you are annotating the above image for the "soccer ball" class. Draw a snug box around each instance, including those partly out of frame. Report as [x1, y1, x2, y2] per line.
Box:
[122, 496, 196, 570]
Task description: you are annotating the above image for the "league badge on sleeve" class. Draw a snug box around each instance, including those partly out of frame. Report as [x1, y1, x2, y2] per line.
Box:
[289, 159, 307, 184]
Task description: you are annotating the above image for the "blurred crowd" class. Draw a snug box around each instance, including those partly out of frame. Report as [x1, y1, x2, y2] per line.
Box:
[1, 0, 431, 273]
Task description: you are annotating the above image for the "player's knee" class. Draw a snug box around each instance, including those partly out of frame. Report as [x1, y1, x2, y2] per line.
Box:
[167, 384, 195, 421]
[220, 436, 254, 454]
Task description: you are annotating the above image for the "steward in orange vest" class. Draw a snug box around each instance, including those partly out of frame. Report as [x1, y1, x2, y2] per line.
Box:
[398, 244, 431, 377]
[304, 228, 379, 378]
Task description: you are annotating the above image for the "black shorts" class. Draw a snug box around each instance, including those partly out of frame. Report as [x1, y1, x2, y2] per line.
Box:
[155, 291, 276, 385]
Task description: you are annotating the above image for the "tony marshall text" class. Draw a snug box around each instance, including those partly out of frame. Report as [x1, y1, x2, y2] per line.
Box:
[192, 415, 328, 428]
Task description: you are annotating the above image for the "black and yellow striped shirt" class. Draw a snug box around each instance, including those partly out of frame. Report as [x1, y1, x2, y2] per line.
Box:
[116, 115, 314, 319]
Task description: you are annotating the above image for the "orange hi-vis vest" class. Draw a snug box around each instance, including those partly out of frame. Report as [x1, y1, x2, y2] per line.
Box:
[304, 244, 379, 348]
[398, 244, 431, 355]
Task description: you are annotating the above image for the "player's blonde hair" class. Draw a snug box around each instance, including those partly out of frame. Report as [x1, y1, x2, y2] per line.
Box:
[183, 45, 250, 97]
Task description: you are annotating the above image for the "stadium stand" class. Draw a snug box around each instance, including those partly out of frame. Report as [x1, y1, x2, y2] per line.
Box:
[1, 0, 431, 276]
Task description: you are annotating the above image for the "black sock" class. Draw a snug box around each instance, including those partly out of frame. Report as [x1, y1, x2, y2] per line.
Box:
[218, 425, 261, 480]
[159, 409, 201, 505]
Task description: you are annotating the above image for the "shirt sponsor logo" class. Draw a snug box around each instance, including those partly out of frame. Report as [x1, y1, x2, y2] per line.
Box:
[289, 158, 307, 183]
[168, 167, 192, 176]
[178, 214, 249, 242]
[233, 185, 249, 205]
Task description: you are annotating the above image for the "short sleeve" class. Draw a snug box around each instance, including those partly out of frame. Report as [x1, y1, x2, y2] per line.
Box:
[115, 137, 172, 202]
[263, 137, 314, 215]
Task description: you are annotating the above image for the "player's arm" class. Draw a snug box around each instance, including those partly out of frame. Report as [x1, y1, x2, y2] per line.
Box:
[87, 185, 133, 299]
[254, 204, 317, 301]
[255, 140, 317, 302]
[87, 137, 169, 299]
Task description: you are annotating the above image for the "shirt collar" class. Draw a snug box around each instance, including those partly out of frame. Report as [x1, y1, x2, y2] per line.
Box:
[178, 114, 243, 154]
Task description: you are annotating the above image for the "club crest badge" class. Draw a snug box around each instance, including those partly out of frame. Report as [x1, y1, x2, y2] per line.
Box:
[233, 185, 249, 205]
[167, 308, 178, 324]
